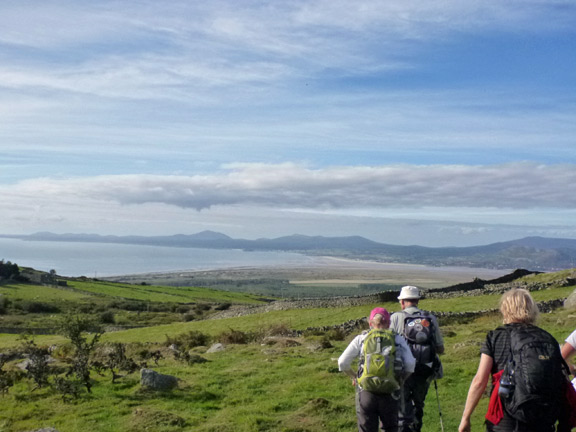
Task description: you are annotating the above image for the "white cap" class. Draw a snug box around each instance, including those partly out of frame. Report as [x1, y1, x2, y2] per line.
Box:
[398, 285, 420, 300]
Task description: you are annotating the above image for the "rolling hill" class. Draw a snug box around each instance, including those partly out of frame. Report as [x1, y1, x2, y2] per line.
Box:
[3, 231, 576, 271]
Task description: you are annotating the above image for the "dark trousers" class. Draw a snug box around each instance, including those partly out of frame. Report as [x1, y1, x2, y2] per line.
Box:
[486, 413, 555, 432]
[399, 364, 433, 432]
[356, 389, 399, 432]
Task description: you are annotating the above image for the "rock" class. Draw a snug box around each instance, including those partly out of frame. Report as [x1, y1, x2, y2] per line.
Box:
[564, 288, 576, 310]
[140, 368, 178, 391]
[16, 356, 56, 371]
[206, 343, 225, 353]
[28, 428, 60, 432]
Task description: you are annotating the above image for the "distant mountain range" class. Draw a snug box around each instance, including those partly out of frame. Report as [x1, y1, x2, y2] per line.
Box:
[2, 231, 576, 271]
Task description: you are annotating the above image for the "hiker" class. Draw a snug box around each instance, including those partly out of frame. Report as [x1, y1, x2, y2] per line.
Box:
[390, 285, 444, 432]
[458, 288, 570, 432]
[561, 329, 576, 376]
[339, 307, 416, 432]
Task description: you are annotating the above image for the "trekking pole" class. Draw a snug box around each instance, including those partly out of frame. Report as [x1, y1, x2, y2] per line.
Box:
[433, 379, 445, 432]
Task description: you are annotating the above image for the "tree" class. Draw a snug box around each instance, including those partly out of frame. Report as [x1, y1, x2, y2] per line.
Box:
[0, 260, 20, 281]
[58, 316, 104, 393]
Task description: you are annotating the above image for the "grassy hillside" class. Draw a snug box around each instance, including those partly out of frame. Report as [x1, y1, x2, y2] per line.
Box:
[0, 270, 574, 431]
[0, 278, 269, 332]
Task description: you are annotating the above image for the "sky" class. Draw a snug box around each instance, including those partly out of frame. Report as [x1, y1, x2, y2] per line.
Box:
[1, 0, 576, 247]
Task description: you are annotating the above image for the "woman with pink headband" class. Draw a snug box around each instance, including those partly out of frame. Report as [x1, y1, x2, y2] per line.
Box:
[339, 307, 416, 432]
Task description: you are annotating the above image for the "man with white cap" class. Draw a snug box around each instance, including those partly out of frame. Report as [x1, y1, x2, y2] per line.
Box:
[390, 286, 444, 432]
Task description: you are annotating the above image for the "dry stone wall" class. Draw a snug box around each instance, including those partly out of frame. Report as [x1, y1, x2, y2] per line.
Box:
[208, 269, 573, 335]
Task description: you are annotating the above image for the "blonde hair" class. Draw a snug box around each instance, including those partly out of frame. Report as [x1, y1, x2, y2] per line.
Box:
[369, 314, 389, 329]
[499, 288, 539, 324]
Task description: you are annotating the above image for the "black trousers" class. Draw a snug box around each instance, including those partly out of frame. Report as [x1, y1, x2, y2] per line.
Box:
[356, 389, 399, 432]
[399, 364, 433, 432]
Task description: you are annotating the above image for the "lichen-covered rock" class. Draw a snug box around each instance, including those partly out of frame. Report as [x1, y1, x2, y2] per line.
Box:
[140, 368, 178, 391]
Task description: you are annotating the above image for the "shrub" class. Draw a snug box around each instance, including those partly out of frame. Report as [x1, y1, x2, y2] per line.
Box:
[20, 338, 52, 389]
[175, 305, 191, 314]
[181, 312, 196, 322]
[96, 343, 140, 383]
[165, 330, 211, 350]
[218, 328, 253, 345]
[0, 354, 17, 395]
[0, 295, 8, 315]
[52, 376, 83, 402]
[109, 301, 147, 312]
[58, 315, 104, 393]
[194, 303, 211, 312]
[324, 328, 347, 341]
[214, 302, 231, 311]
[136, 348, 163, 366]
[263, 323, 293, 337]
[99, 311, 115, 324]
[19, 301, 60, 314]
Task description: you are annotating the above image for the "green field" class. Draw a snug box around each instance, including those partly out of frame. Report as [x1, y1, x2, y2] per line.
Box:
[0, 270, 574, 432]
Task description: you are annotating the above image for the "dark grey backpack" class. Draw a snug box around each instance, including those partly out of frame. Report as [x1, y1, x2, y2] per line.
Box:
[499, 325, 568, 426]
[403, 310, 435, 364]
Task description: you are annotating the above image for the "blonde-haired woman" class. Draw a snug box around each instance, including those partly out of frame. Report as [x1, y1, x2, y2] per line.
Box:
[458, 289, 566, 432]
[339, 307, 415, 432]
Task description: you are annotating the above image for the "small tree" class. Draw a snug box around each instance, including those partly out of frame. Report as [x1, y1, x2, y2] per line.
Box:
[0, 355, 15, 395]
[101, 343, 139, 383]
[58, 316, 103, 393]
[0, 260, 20, 281]
[20, 338, 51, 390]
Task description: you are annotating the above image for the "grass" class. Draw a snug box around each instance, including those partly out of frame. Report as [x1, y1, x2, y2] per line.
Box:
[0, 270, 574, 431]
[66, 280, 267, 304]
[0, 283, 92, 302]
[1, 307, 574, 432]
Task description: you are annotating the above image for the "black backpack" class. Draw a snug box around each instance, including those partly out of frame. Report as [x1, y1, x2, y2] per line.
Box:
[403, 310, 435, 364]
[499, 325, 568, 426]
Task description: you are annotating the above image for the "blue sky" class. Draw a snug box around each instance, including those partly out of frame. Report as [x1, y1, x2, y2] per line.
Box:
[1, 0, 576, 247]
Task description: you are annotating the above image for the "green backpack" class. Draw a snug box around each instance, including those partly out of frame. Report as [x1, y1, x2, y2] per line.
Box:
[357, 329, 400, 394]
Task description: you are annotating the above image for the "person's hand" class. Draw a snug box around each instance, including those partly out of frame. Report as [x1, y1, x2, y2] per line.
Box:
[458, 418, 471, 432]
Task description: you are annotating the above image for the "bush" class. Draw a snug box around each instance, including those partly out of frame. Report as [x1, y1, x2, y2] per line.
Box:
[52, 376, 83, 402]
[324, 328, 347, 341]
[20, 338, 52, 389]
[165, 330, 211, 350]
[194, 303, 211, 312]
[263, 323, 293, 337]
[18, 301, 60, 313]
[58, 315, 104, 393]
[181, 313, 196, 322]
[218, 329, 253, 345]
[0, 295, 8, 315]
[109, 301, 147, 312]
[99, 311, 115, 324]
[214, 303, 231, 311]
[175, 305, 191, 314]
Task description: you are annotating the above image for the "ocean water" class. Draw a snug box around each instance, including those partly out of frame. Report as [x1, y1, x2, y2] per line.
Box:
[0, 237, 316, 277]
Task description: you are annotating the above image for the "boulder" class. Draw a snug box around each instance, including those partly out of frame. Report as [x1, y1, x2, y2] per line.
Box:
[140, 368, 178, 391]
[564, 288, 576, 310]
[206, 343, 225, 353]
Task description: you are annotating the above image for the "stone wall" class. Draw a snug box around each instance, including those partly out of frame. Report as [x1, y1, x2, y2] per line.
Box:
[295, 299, 565, 336]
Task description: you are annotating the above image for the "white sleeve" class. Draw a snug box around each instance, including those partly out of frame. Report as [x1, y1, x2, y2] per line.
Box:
[566, 330, 576, 349]
[395, 334, 416, 374]
[338, 335, 363, 373]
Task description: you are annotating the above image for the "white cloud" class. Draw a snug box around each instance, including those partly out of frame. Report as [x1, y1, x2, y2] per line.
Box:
[3, 162, 576, 211]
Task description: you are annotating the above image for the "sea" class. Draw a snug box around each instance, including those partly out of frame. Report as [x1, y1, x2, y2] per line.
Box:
[0, 237, 318, 277]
